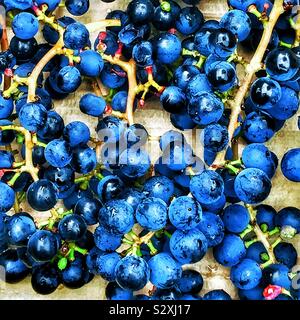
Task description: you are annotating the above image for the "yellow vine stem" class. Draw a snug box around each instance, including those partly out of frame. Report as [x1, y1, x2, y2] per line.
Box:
[27, 19, 121, 103]
[102, 55, 137, 125]
[0, 125, 39, 181]
[211, 0, 285, 168]
[246, 204, 277, 265]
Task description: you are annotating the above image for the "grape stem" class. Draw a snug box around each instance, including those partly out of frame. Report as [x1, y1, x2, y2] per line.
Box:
[246, 204, 277, 265]
[0, 125, 39, 181]
[101, 54, 137, 125]
[26, 19, 122, 103]
[211, 0, 285, 168]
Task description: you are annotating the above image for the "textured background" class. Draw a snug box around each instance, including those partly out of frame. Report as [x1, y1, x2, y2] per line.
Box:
[1, 0, 300, 300]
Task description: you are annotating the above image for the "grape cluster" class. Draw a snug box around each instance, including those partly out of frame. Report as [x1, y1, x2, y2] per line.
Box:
[0, 0, 298, 301]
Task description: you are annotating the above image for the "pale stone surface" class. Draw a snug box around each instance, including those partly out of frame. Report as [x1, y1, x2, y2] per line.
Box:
[1, 0, 300, 300]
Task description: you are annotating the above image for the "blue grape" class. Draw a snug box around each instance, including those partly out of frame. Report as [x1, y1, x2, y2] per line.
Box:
[80, 93, 106, 117]
[170, 228, 208, 264]
[197, 211, 225, 247]
[242, 143, 278, 178]
[78, 50, 103, 77]
[203, 290, 231, 300]
[148, 252, 182, 289]
[234, 168, 272, 204]
[143, 176, 174, 203]
[246, 242, 269, 264]
[94, 226, 122, 252]
[222, 204, 250, 234]
[66, 0, 89, 16]
[274, 242, 297, 269]
[44, 139, 72, 168]
[154, 32, 182, 64]
[98, 200, 134, 235]
[213, 234, 246, 267]
[202, 124, 229, 152]
[136, 197, 168, 231]
[230, 259, 262, 290]
[188, 92, 224, 125]
[12, 12, 39, 40]
[220, 9, 251, 41]
[168, 196, 202, 231]
[115, 255, 150, 291]
[190, 170, 224, 205]
[256, 204, 276, 231]
[19, 103, 47, 132]
[63, 22, 90, 50]
[177, 269, 203, 294]
[175, 6, 204, 35]
[58, 214, 87, 241]
[281, 148, 300, 182]
[71, 145, 97, 174]
[63, 121, 90, 148]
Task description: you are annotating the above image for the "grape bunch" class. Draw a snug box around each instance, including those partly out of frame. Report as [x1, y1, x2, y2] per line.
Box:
[0, 0, 298, 301]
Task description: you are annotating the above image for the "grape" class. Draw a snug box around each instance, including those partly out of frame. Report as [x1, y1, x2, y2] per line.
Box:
[213, 234, 246, 267]
[94, 226, 122, 252]
[19, 103, 47, 132]
[281, 148, 300, 182]
[220, 9, 251, 41]
[190, 170, 224, 205]
[169, 228, 208, 264]
[234, 168, 272, 204]
[276, 207, 300, 235]
[208, 28, 237, 59]
[152, 1, 180, 31]
[173, 65, 200, 91]
[136, 197, 168, 231]
[12, 13, 39, 40]
[168, 196, 202, 231]
[96, 175, 124, 202]
[266, 47, 299, 81]
[44, 139, 73, 168]
[115, 255, 150, 291]
[246, 242, 268, 264]
[66, 0, 90, 16]
[188, 92, 224, 125]
[63, 22, 90, 50]
[185, 74, 212, 99]
[10, 36, 38, 64]
[35, 0, 61, 11]
[160, 86, 186, 114]
[105, 282, 134, 300]
[230, 259, 262, 290]
[80, 93, 106, 117]
[37, 111, 64, 142]
[256, 204, 276, 231]
[124, 123, 149, 147]
[27, 180, 57, 212]
[106, 10, 130, 34]
[61, 258, 92, 289]
[0, 249, 29, 283]
[0, 181, 15, 212]
[267, 86, 299, 120]
[197, 211, 225, 247]
[175, 6, 204, 36]
[250, 77, 282, 110]
[143, 176, 174, 203]
[98, 200, 134, 235]
[127, 0, 155, 25]
[43, 165, 75, 200]
[261, 264, 291, 290]
[222, 204, 250, 233]
[27, 230, 59, 262]
[148, 252, 182, 289]
[7, 213, 36, 247]
[153, 32, 182, 65]
[31, 264, 60, 295]
[95, 252, 121, 281]
[78, 50, 104, 77]
[242, 143, 277, 178]
[63, 121, 90, 148]
[203, 290, 232, 300]
[177, 270, 203, 294]
[274, 242, 297, 268]
[71, 145, 97, 174]
[58, 214, 87, 241]
[206, 61, 237, 92]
